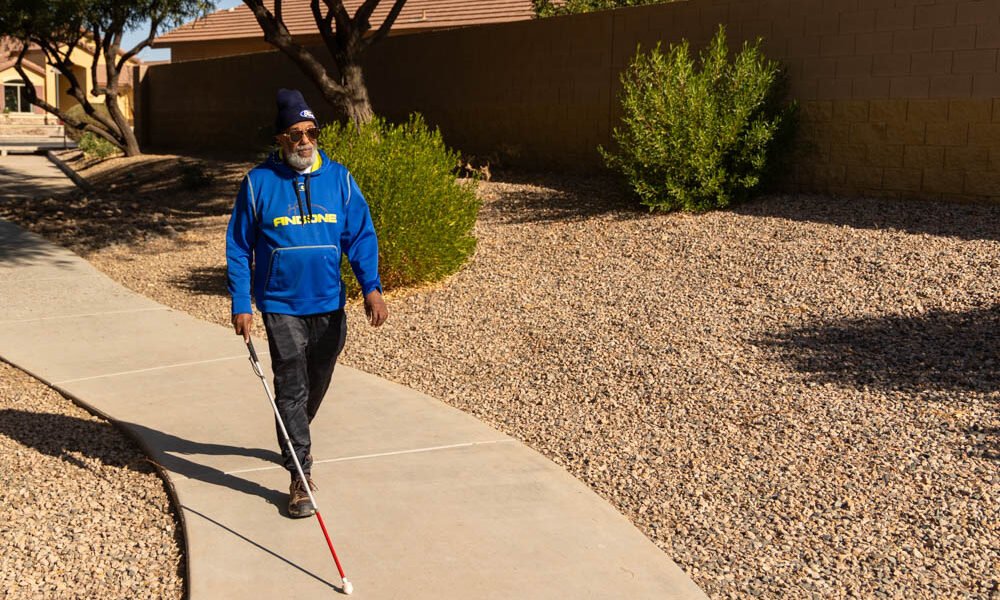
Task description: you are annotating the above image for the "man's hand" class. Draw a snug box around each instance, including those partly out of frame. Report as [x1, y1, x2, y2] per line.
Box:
[364, 289, 388, 327]
[232, 313, 253, 341]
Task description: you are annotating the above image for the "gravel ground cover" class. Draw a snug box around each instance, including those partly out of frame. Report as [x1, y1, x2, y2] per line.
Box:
[3, 154, 998, 598]
[0, 361, 183, 599]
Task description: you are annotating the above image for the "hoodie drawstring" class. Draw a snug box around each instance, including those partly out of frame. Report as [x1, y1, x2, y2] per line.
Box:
[293, 178, 305, 224]
[292, 175, 314, 225]
[304, 174, 313, 222]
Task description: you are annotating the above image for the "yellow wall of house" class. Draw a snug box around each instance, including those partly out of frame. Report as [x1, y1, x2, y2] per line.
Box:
[0, 39, 137, 127]
[0, 65, 43, 86]
[27, 44, 136, 122]
[0, 65, 44, 114]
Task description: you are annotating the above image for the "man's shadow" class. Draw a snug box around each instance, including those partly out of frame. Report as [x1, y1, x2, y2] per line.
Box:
[0, 408, 343, 591]
[0, 409, 289, 516]
[124, 421, 294, 515]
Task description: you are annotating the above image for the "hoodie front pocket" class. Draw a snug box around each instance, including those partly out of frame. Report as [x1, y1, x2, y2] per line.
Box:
[264, 245, 341, 301]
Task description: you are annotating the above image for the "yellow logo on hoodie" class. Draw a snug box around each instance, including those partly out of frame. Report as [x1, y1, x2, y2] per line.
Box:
[273, 214, 337, 227]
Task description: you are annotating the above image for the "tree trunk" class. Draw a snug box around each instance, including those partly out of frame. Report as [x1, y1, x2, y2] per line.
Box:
[338, 62, 374, 127]
[104, 92, 141, 156]
[14, 44, 135, 156]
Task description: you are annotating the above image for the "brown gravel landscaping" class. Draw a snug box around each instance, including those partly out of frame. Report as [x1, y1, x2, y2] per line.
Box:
[2, 152, 998, 599]
[0, 361, 183, 599]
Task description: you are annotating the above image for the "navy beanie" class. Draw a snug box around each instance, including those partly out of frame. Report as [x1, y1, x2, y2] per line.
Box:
[275, 88, 317, 133]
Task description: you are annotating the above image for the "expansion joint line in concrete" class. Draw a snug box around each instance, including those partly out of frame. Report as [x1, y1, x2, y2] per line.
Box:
[53, 351, 270, 385]
[223, 440, 516, 476]
[0, 306, 169, 324]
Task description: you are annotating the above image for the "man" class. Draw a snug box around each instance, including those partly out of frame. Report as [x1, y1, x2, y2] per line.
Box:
[226, 88, 388, 518]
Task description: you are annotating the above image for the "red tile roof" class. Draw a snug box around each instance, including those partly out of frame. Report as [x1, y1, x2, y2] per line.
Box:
[154, 0, 536, 46]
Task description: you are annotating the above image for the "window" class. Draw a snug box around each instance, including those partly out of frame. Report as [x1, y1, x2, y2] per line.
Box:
[3, 80, 33, 113]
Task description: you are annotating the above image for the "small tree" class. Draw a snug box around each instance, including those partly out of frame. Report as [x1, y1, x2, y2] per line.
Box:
[533, 0, 672, 17]
[0, 0, 213, 156]
[242, 0, 407, 127]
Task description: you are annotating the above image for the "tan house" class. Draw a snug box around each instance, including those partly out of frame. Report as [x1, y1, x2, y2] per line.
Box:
[154, 0, 536, 62]
[0, 37, 141, 133]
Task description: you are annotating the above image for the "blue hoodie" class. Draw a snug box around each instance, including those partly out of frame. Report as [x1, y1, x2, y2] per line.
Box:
[226, 149, 382, 316]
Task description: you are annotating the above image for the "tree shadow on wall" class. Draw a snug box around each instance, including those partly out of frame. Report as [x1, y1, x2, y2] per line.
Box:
[734, 194, 1000, 242]
[758, 305, 999, 395]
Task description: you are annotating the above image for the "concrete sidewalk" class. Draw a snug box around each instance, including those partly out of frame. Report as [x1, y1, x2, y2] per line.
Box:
[0, 154, 78, 199]
[0, 161, 707, 599]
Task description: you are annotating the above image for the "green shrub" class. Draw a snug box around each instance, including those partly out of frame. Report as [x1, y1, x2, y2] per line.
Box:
[77, 131, 120, 159]
[601, 26, 797, 212]
[318, 114, 480, 294]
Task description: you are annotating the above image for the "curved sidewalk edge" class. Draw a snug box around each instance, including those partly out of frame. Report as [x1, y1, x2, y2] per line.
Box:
[45, 150, 93, 193]
[0, 219, 708, 599]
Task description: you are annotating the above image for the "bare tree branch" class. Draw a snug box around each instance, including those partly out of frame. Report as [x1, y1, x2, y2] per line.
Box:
[310, 0, 337, 53]
[323, 0, 352, 35]
[246, 0, 410, 124]
[117, 15, 160, 67]
[14, 45, 124, 148]
[88, 26, 105, 96]
[244, 0, 348, 106]
[40, 41, 121, 135]
[367, 0, 407, 46]
[2, 0, 215, 156]
[243, 0, 291, 42]
[354, 0, 381, 31]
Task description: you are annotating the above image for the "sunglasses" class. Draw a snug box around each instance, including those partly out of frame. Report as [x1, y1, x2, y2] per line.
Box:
[282, 127, 320, 143]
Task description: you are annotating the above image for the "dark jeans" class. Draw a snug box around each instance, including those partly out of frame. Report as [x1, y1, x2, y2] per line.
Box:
[262, 310, 347, 480]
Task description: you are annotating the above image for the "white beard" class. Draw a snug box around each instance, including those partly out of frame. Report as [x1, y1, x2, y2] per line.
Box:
[286, 146, 315, 171]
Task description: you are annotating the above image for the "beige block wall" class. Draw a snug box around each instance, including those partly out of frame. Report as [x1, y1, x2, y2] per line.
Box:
[141, 0, 1000, 201]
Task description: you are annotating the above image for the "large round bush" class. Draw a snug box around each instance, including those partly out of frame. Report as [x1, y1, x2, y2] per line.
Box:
[319, 114, 480, 293]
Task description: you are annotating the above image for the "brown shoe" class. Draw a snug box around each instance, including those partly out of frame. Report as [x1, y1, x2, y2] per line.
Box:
[288, 477, 316, 518]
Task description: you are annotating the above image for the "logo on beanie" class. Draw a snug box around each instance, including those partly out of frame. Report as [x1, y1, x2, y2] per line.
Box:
[300, 109, 315, 119]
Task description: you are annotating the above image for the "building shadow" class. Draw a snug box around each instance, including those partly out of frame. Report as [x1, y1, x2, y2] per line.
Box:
[0, 409, 289, 515]
[734, 194, 1000, 242]
[756, 305, 999, 395]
